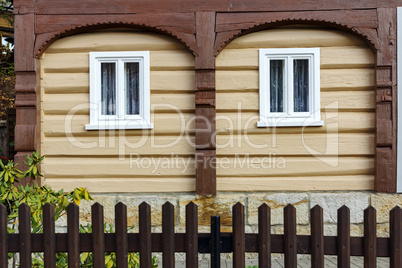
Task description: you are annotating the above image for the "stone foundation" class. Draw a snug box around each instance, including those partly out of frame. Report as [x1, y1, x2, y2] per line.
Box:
[57, 191, 402, 238]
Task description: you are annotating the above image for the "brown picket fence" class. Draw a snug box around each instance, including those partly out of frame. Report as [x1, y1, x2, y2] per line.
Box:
[0, 202, 401, 268]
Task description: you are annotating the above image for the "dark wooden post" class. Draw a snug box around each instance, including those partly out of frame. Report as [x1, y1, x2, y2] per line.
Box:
[195, 11, 217, 195]
[375, 7, 397, 193]
[13, 7, 38, 186]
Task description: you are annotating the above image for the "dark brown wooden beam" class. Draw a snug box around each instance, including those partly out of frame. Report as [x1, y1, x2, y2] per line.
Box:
[14, 13, 38, 186]
[14, 0, 402, 15]
[194, 12, 216, 195]
[375, 8, 397, 193]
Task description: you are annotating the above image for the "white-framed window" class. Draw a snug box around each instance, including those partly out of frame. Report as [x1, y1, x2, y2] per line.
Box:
[257, 48, 323, 127]
[85, 51, 153, 130]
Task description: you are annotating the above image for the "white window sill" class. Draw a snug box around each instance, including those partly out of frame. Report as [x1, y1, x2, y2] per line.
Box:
[85, 121, 154, 130]
[257, 120, 324, 127]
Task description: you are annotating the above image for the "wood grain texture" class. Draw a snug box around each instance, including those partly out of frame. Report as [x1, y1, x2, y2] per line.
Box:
[22, 0, 401, 15]
[216, 27, 375, 191]
[39, 30, 196, 192]
[215, 10, 378, 32]
[374, 8, 397, 193]
[35, 13, 196, 35]
[45, 178, 196, 192]
[217, 176, 374, 191]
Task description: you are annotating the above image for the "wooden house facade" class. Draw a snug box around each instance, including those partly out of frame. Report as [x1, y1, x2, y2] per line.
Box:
[12, 0, 401, 195]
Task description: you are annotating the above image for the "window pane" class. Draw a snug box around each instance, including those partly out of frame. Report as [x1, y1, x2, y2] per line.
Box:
[293, 59, 309, 112]
[270, 60, 284, 112]
[125, 62, 140, 115]
[101, 62, 116, 115]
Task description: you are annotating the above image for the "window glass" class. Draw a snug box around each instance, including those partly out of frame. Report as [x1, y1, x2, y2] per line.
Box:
[101, 62, 116, 115]
[125, 62, 140, 115]
[270, 60, 284, 113]
[293, 59, 309, 112]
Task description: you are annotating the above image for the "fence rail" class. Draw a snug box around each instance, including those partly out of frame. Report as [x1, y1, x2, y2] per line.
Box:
[1, 202, 401, 267]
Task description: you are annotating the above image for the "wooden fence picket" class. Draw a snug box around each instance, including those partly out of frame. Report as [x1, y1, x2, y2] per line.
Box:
[43, 203, 56, 268]
[390, 206, 402, 268]
[162, 202, 175, 268]
[258, 204, 271, 268]
[6, 201, 402, 267]
[0, 204, 7, 267]
[284, 204, 297, 268]
[92, 203, 105, 268]
[185, 202, 198, 268]
[233, 202, 245, 268]
[337, 206, 350, 268]
[115, 202, 128, 268]
[311, 205, 324, 268]
[139, 202, 152, 268]
[67, 203, 80, 268]
[19, 203, 31, 268]
[364, 206, 377, 268]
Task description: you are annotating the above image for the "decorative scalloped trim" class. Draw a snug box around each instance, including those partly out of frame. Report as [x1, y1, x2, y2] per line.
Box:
[35, 20, 196, 57]
[214, 18, 378, 55]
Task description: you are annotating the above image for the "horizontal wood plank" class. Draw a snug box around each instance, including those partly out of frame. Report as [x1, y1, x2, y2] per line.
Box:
[42, 136, 195, 156]
[42, 93, 195, 114]
[216, 156, 374, 176]
[216, 111, 374, 134]
[216, 133, 374, 156]
[42, 50, 195, 73]
[217, 175, 374, 191]
[44, 178, 195, 192]
[45, 32, 188, 53]
[216, 47, 374, 70]
[224, 28, 366, 49]
[216, 91, 374, 111]
[216, 69, 375, 91]
[42, 71, 195, 93]
[43, 113, 195, 136]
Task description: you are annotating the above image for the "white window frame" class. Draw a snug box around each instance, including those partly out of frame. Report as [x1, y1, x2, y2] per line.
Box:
[85, 51, 153, 130]
[257, 48, 323, 127]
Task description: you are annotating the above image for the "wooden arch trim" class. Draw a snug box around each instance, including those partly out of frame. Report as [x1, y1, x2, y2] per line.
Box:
[34, 21, 197, 58]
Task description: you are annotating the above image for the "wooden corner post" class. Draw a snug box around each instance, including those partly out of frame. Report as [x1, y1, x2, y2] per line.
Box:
[375, 8, 398, 192]
[14, 10, 38, 185]
[195, 12, 217, 195]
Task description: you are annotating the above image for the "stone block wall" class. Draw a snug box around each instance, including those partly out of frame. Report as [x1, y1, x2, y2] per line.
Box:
[57, 192, 401, 239]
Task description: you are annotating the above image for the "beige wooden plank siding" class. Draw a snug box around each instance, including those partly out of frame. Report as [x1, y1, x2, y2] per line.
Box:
[216, 27, 375, 191]
[39, 31, 196, 192]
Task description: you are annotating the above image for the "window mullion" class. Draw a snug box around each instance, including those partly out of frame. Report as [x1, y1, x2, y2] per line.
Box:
[287, 56, 293, 116]
[117, 59, 125, 118]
